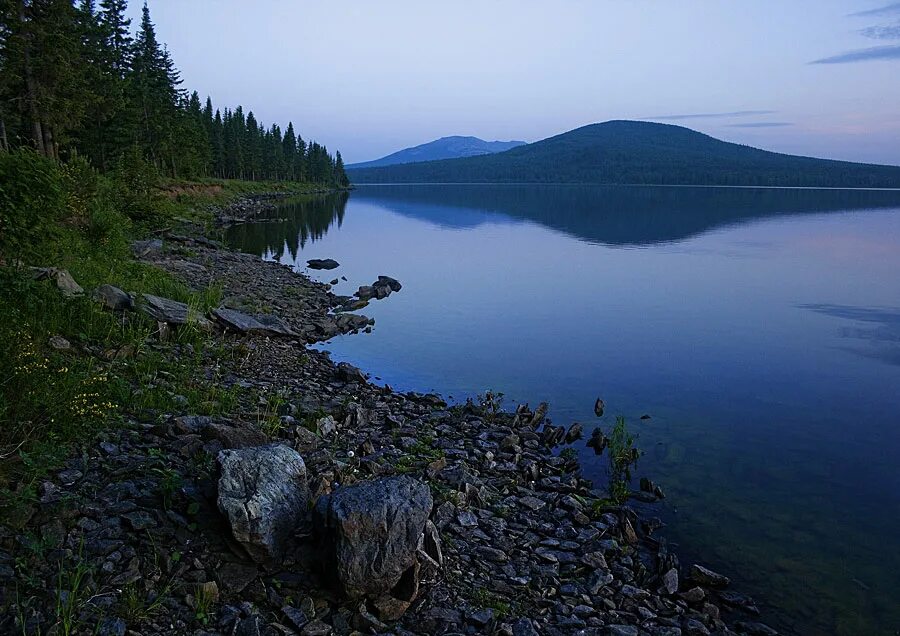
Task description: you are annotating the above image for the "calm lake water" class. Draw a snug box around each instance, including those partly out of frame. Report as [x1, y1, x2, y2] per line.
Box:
[227, 184, 900, 635]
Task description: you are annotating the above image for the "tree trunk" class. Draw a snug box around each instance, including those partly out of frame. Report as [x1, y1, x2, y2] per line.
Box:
[0, 119, 8, 152]
[19, 0, 47, 155]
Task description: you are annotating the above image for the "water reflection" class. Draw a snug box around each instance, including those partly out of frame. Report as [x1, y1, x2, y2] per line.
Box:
[800, 303, 900, 366]
[229, 186, 900, 256]
[225, 192, 349, 260]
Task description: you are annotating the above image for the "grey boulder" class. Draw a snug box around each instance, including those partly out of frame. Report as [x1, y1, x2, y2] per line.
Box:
[217, 444, 308, 562]
[314, 476, 433, 600]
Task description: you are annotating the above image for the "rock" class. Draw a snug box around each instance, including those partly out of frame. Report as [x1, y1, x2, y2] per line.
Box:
[314, 475, 432, 600]
[565, 422, 584, 442]
[217, 562, 258, 594]
[300, 619, 332, 636]
[512, 617, 539, 636]
[587, 428, 608, 454]
[315, 415, 337, 437]
[138, 293, 189, 324]
[336, 362, 366, 383]
[92, 284, 133, 311]
[375, 275, 402, 292]
[607, 626, 639, 636]
[30, 267, 83, 297]
[122, 510, 156, 531]
[680, 586, 706, 603]
[131, 238, 163, 258]
[204, 422, 268, 449]
[212, 307, 298, 336]
[217, 444, 308, 562]
[282, 606, 309, 630]
[306, 258, 340, 270]
[662, 567, 679, 595]
[734, 621, 779, 636]
[97, 617, 126, 636]
[48, 335, 71, 351]
[690, 563, 731, 588]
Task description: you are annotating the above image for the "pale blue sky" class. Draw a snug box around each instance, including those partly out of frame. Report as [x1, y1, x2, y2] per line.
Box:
[131, 1, 900, 164]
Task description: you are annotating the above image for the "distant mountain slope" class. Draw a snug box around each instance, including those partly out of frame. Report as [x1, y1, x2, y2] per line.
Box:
[347, 135, 526, 169]
[346, 120, 900, 188]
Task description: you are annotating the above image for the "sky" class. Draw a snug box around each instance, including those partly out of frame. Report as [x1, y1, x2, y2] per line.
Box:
[128, 1, 900, 165]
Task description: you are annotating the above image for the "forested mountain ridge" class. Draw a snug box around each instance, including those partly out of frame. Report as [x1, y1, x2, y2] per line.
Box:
[346, 120, 900, 188]
[347, 135, 526, 169]
[0, 0, 349, 186]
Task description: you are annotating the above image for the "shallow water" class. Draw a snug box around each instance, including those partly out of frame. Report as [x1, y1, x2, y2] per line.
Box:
[226, 184, 900, 635]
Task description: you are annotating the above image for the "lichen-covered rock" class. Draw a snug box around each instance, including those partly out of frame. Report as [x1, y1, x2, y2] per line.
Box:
[217, 444, 308, 562]
[314, 476, 432, 601]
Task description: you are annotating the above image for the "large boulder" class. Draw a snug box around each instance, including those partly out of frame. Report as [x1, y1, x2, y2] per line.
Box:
[314, 476, 433, 601]
[217, 444, 308, 562]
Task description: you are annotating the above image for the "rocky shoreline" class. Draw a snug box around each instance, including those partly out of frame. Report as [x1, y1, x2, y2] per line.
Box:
[0, 194, 780, 636]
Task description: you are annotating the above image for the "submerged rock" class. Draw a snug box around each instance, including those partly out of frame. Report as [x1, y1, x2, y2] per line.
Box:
[217, 444, 308, 562]
[690, 563, 731, 588]
[307, 258, 340, 270]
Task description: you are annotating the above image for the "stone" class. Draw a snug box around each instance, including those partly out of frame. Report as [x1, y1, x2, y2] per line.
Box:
[212, 307, 298, 336]
[97, 617, 126, 636]
[315, 415, 337, 437]
[30, 267, 83, 297]
[336, 362, 366, 383]
[607, 627, 639, 636]
[217, 444, 308, 562]
[512, 618, 540, 636]
[48, 335, 71, 351]
[565, 422, 584, 442]
[218, 562, 258, 594]
[306, 258, 340, 270]
[92, 284, 133, 311]
[282, 606, 309, 630]
[690, 563, 730, 588]
[375, 275, 402, 292]
[205, 422, 268, 449]
[314, 475, 432, 599]
[300, 619, 332, 636]
[122, 510, 156, 531]
[680, 586, 706, 603]
[131, 239, 163, 258]
[139, 293, 189, 324]
[662, 567, 679, 595]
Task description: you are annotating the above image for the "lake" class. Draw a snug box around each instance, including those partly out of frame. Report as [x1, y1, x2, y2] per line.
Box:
[226, 184, 900, 635]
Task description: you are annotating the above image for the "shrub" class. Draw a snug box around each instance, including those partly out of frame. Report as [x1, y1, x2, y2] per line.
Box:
[0, 150, 67, 261]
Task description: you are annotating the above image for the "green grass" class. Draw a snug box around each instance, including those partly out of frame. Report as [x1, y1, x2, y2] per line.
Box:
[0, 151, 325, 518]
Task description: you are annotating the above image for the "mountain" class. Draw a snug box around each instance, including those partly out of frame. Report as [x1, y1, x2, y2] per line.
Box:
[346, 120, 900, 188]
[346, 136, 526, 169]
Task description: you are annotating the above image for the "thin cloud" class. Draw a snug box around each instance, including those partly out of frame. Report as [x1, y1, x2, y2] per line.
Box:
[645, 110, 777, 121]
[860, 22, 900, 39]
[810, 44, 900, 63]
[726, 122, 794, 128]
[848, 2, 900, 17]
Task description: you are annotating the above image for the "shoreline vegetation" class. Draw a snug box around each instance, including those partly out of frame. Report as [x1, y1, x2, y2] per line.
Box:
[0, 154, 780, 634]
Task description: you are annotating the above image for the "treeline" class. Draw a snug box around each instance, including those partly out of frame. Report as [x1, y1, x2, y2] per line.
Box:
[0, 0, 348, 186]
